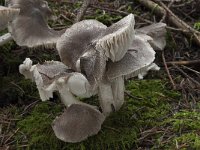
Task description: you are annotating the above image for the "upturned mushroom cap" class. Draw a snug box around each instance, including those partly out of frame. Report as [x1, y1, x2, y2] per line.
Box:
[0, 6, 19, 30]
[106, 33, 156, 80]
[95, 14, 135, 62]
[7, 0, 64, 48]
[52, 104, 105, 143]
[136, 23, 166, 50]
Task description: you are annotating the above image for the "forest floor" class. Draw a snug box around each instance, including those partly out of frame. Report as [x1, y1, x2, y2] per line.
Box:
[0, 0, 200, 149]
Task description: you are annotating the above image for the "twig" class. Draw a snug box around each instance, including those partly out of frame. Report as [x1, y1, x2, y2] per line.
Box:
[75, 0, 91, 22]
[166, 26, 188, 33]
[20, 100, 40, 116]
[162, 52, 176, 89]
[124, 90, 144, 100]
[166, 60, 200, 66]
[182, 65, 200, 76]
[160, 0, 174, 22]
[137, 0, 200, 47]
[4, 128, 20, 144]
[0, 33, 12, 46]
[103, 125, 120, 133]
[91, 5, 153, 24]
[173, 64, 200, 87]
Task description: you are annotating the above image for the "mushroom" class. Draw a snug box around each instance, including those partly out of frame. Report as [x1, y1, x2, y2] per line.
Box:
[0, 6, 19, 30]
[20, 58, 102, 143]
[52, 104, 105, 143]
[106, 33, 159, 80]
[20, 13, 167, 142]
[19, 58, 95, 106]
[136, 23, 166, 51]
[7, 0, 64, 48]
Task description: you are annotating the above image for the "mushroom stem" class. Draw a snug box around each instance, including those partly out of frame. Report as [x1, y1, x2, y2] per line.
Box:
[0, 33, 12, 46]
[98, 81, 115, 116]
[57, 78, 97, 109]
[58, 85, 82, 106]
[111, 76, 125, 111]
[98, 77, 125, 116]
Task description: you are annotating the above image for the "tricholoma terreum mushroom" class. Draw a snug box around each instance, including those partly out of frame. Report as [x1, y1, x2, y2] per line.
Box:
[0, 0, 167, 143]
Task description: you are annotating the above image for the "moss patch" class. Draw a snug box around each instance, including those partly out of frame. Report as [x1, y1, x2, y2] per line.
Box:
[10, 79, 184, 150]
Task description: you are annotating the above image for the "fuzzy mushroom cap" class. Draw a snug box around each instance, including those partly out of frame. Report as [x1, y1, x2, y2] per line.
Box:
[7, 0, 64, 48]
[57, 20, 107, 88]
[106, 33, 156, 80]
[0, 6, 19, 30]
[57, 20, 107, 70]
[52, 104, 105, 143]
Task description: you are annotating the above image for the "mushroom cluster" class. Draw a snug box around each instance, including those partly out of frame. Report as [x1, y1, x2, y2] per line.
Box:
[1, 0, 167, 143]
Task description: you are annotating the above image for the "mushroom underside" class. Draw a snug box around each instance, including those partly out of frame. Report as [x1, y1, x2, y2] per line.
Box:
[95, 14, 135, 62]
[106, 33, 156, 80]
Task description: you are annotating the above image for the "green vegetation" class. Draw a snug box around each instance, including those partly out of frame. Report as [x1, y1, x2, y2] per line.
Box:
[194, 22, 200, 31]
[10, 79, 186, 150]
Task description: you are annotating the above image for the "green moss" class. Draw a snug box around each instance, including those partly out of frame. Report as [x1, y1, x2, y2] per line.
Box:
[11, 80, 182, 149]
[85, 9, 123, 26]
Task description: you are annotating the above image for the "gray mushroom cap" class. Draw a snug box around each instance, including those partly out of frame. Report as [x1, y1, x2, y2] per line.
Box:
[106, 33, 155, 80]
[57, 20, 107, 88]
[36, 61, 73, 86]
[57, 20, 107, 70]
[7, 0, 64, 48]
[0, 6, 19, 30]
[52, 104, 105, 143]
[136, 23, 166, 50]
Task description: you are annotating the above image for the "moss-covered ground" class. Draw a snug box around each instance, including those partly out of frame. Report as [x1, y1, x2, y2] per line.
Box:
[2, 78, 200, 150]
[1, 0, 200, 149]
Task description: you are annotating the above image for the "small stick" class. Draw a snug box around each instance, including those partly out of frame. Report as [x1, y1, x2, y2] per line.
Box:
[160, 0, 174, 22]
[173, 64, 200, 87]
[4, 128, 20, 144]
[91, 5, 153, 24]
[137, 0, 200, 47]
[182, 65, 200, 76]
[162, 52, 176, 89]
[166, 60, 200, 66]
[75, 0, 91, 22]
[0, 33, 12, 46]
[124, 90, 143, 100]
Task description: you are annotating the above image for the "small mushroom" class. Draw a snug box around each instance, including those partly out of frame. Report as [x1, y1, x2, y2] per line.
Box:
[52, 104, 105, 143]
[106, 33, 157, 80]
[0, 6, 19, 30]
[19, 58, 95, 105]
[136, 23, 166, 50]
[7, 0, 64, 48]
